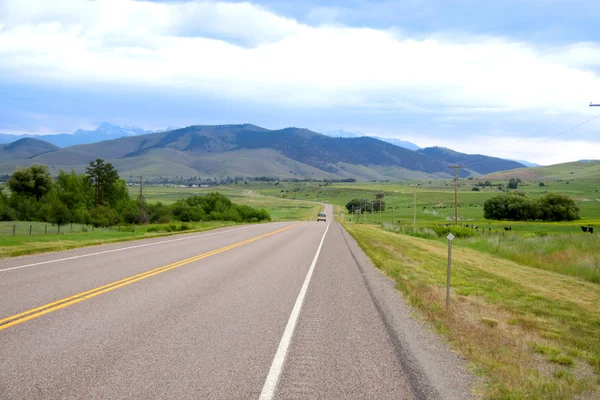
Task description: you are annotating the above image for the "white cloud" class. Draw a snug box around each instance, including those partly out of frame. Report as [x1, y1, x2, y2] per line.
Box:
[1, 0, 600, 163]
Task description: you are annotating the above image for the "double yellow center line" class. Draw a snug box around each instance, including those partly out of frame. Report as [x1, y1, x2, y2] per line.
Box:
[0, 224, 299, 332]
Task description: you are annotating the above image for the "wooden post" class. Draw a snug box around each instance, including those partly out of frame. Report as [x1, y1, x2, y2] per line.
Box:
[446, 233, 454, 309]
[29, 225, 32, 236]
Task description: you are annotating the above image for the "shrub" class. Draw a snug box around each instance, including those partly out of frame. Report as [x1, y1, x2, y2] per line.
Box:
[483, 192, 579, 221]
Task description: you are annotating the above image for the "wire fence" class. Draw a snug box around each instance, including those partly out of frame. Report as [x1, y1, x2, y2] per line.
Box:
[0, 222, 116, 237]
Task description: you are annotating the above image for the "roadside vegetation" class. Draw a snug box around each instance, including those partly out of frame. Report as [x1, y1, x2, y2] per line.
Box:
[0, 162, 270, 227]
[345, 223, 600, 399]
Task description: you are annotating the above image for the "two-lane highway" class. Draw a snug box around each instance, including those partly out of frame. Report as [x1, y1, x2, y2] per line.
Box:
[0, 205, 444, 399]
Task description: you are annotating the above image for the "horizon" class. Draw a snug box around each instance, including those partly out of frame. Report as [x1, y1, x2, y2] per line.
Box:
[1, 0, 600, 165]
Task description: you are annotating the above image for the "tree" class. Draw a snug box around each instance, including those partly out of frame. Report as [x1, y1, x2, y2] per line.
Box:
[86, 159, 119, 206]
[539, 182, 545, 187]
[507, 178, 521, 190]
[345, 198, 370, 213]
[538, 193, 580, 221]
[7, 164, 53, 200]
[376, 192, 385, 200]
[56, 170, 94, 210]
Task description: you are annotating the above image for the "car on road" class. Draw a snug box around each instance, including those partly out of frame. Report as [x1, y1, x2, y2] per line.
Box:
[317, 212, 327, 222]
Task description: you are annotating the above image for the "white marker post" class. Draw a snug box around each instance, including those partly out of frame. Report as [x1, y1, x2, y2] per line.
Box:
[446, 233, 454, 309]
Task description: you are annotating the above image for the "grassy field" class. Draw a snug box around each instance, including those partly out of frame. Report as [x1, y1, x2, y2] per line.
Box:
[485, 161, 600, 181]
[0, 221, 238, 258]
[137, 185, 321, 221]
[249, 178, 600, 234]
[345, 223, 600, 399]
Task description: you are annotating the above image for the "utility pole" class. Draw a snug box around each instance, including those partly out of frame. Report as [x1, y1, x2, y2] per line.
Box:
[448, 165, 463, 226]
[379, 198, 382, 223]
[139, 176, 144, 224]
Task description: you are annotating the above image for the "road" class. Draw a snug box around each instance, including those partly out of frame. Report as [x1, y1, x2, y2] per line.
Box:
[0, 205, 468, 399]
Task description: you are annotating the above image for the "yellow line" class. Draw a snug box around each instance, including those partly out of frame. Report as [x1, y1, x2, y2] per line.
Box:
[0, 224, 300, 332]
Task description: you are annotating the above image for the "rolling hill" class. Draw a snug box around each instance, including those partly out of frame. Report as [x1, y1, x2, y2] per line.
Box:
[417, 146, 526, 175]
[0, 125, 520, 180]
[484, 160, 600, 181]
[0, 138, 59, 159]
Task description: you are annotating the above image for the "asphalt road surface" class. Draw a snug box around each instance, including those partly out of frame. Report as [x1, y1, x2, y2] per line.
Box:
[0, 205, 471, 399]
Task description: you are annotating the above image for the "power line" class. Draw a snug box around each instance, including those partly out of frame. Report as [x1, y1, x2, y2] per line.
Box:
[516, 113, 600, 152]
[491, 106, 585, 154]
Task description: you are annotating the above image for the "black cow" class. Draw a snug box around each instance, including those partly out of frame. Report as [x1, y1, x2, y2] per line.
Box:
[504, 227, 512, 231]
[581, 226, 594, 234]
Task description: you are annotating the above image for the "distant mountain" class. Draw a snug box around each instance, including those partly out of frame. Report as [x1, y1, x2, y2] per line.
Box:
[1, 138, 59, 159]
[578, 159, 600, 163]
[511, 159, 540, 168]
[322, 130, 420, 151]
[322, 130, 359, 138]
[370, 136, 420, 151]
[0, 123, 176, 148]
[418, 147, 526, 175]
[0, 124, 465, 180]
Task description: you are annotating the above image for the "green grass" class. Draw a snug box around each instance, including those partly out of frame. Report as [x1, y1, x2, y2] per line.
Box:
[0, 221, 237, 258]
[461, 234, 600, 283]
[485, 161, 600, 181]
[250, 178, 600, 234]
[137, 185, 321, 221]
[344, 223, 600, 399]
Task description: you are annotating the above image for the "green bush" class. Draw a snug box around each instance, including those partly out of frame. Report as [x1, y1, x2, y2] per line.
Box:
[483, 192, 579, 221]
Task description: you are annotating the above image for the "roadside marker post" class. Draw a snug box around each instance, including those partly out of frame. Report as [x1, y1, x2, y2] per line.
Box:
[446, 233, 454, 309]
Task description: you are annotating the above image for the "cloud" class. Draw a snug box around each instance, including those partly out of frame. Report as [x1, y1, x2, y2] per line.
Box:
[1, 0, 599, 164]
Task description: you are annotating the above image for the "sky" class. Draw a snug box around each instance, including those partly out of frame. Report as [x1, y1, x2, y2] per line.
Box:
[1, 0, 600, 165]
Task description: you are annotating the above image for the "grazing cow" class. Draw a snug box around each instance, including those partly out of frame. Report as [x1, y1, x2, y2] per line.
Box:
[581, 226, 594, 234]
[504, 227, 512, 231]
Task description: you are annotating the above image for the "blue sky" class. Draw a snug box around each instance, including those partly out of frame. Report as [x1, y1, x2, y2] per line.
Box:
[1, 0, 599, 164]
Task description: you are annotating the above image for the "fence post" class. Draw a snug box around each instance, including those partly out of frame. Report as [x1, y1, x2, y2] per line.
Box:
[45, 225, 47, 234]
[30, 225, 32, 236]
[71, 223, 73, 232]
[58, 225, 60, 234]
[13, 225, 16, 236]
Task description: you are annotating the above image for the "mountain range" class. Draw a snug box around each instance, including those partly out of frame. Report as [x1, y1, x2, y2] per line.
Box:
[0, 123, 178, 148]
[0, 124, 527, 180]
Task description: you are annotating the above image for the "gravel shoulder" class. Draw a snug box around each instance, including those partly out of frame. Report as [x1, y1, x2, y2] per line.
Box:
[338, 223, 476, 400]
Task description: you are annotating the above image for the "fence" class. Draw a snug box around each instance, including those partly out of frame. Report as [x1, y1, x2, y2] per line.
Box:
[0, 222, 115, 237]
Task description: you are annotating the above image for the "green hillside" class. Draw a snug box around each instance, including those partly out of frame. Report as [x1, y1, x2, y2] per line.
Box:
[0, 138, 59, 159]
[485, 160, 600, 180]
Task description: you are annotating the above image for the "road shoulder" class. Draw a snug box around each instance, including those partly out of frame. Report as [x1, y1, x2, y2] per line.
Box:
[338, 223, 476, 400]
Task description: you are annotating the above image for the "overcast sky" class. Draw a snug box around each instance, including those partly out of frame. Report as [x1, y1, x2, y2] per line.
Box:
[1, 0, 600, 165]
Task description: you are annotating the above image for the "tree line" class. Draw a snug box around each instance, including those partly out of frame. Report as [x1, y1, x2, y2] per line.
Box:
[483, 192, 580, 221]
[0, 161, 270, 226]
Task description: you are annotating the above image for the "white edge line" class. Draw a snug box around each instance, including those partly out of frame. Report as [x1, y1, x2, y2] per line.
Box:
[259, 221, 330, 400]
[0, 224, 286, 273]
